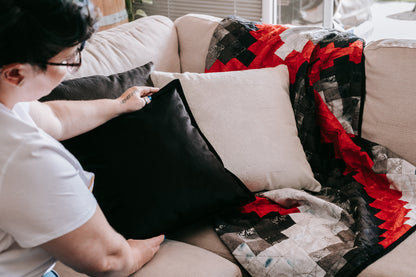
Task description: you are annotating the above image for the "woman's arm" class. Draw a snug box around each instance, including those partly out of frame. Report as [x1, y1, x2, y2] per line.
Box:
[30, 86, 159, 141]
[41, 205, 164, 277]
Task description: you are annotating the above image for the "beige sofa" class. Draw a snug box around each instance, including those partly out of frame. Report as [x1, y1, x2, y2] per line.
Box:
[54, 14, 416, 277]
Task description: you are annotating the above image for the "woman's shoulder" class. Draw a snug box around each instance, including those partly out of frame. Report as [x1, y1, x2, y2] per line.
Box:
[0, 101, 37, 134]
[0, 103, 68, 172]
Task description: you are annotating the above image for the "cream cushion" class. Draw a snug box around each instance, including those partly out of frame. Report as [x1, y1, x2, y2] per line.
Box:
[133, 240, 242, 277]
[151, 66, 320, 192]
[362, 39, 416, 165]
[174, 14, 221, 73]
[53, 240, 241, 277]
[359, 232, 416, 277]
[67, 15, 180, 80]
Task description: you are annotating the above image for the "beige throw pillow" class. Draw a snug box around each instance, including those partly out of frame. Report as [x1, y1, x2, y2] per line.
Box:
[151, 66, 320, 192]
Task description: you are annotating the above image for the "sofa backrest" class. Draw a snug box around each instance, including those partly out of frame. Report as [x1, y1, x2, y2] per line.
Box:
[66, 15, 181, 80]
[361, 39, 416, 165]
[69, 13, 416, 166]
[174, 14, 416, 166]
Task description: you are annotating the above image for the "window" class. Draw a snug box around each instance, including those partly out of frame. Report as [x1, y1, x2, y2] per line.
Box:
[129, 0, 416, 41]
[131, 0, 332, 25]
[131, 0, 262, 22]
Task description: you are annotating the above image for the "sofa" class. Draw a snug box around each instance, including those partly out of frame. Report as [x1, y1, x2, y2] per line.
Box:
[50, 13, 416, 277]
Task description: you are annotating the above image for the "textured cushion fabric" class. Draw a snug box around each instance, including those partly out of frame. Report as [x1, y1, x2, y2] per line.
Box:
[66, 15, 180, 80]
[60, 79, 254, 239]
[174, 14, 221, 73]
[362, 39, 416, 165]
[132, 240, 242, 277]
[151, 66, 320, 192]
[41, 62, 154, 101]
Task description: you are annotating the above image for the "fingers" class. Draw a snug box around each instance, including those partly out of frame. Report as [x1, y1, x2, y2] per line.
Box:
[118, 86, 160, 114]
[127, 234, 165, 271]
[150, 234, 165, 244]
[140, 86, 159, 106]
[143, 235, 164, 260]
[146, 234, 165, 252]
[142, 95, 152, 106]
[135, 86, 159, 97]
[127, 234, 165, 254]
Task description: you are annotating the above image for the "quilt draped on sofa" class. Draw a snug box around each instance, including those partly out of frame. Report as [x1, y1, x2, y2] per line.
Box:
[205, 16, 416, 277]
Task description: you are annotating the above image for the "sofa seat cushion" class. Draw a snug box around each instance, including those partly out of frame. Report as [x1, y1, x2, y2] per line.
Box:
[53, 240, 242, 277]
[151, 66, 320, 192]
[167, 219, 251, 277]
[359, 231, 416, 277]
[362, 39, 416, 165]
[133, 240, 242, 277]
[67, 15, 180, 80]
[168, 219, 237, 264]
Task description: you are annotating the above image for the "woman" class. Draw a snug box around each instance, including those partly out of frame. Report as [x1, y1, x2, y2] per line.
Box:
[0, 1, 163, 276]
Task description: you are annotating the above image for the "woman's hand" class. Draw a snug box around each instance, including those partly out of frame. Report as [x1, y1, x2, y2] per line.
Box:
[118, 86, 159, 113]
[127, 235, 165, 273]
[41, 206, 164, 277]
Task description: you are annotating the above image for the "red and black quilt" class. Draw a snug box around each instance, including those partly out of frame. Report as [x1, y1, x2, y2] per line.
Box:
[205, 16, 416, 276]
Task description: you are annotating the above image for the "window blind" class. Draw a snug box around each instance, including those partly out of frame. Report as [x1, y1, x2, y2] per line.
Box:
[132, 0, 262, 22]
[131, 0, 332, 26]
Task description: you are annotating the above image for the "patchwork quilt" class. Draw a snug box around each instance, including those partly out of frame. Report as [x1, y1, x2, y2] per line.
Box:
[205, 16, 416, 276]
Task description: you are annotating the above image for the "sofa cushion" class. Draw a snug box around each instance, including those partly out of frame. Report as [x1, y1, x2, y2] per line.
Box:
[174, 14, 221, 73]
[168, 219, 238, 264]
[53, 239, 242, 277]
[151, 66, 320, 192]
[167, 219, 251, 276]
[133, 240, 242, 277]
[362, 39, 416, 165]
[60, 79, 254, 239]
[66, 15, 180, 80]
[358, 231, 416, 277]
[41, 62, 154, 101]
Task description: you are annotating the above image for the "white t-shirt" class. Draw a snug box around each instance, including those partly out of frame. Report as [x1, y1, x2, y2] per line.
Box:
[0, 102, 97, 277]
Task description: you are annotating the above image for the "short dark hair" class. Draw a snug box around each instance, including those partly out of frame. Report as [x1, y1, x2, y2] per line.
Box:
[0, 0, 97, 71]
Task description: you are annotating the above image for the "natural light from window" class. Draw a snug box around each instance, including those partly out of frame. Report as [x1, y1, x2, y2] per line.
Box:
[129, 0, 416, 42]
[367, 1, 416, 41]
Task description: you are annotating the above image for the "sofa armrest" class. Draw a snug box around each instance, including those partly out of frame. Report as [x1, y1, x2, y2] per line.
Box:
[362, 39, 416, 165]
[175, 14, 221, 73]
[67, 15, 181, 80]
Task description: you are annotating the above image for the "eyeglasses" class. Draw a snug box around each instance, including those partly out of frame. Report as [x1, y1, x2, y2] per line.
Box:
[45, 41, 86, 73]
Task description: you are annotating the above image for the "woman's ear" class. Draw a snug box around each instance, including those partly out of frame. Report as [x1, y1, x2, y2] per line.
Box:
[1, 64, 25, 87]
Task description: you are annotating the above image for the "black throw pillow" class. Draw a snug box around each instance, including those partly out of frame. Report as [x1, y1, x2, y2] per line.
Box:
[60, 79, 255, 239]
[41, 62, 154, 101]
